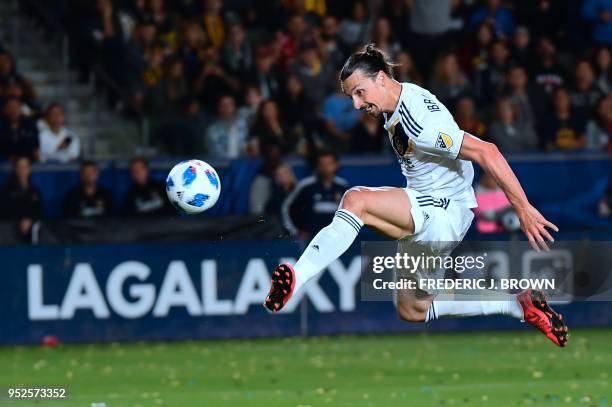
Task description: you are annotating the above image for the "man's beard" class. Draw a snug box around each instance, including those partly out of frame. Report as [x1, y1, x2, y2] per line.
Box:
[361, 103, 381, 117]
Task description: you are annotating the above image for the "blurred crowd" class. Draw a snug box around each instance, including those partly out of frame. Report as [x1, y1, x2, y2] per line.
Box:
[3, 0, 612, 161]
[13, 0, 608, 160]
[1, 0, 612, 240]
[0, 155, 174, 241]
[0, 48, 82, 163]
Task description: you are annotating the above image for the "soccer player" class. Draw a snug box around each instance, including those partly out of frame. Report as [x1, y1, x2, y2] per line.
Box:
[264, 45, 568, 347]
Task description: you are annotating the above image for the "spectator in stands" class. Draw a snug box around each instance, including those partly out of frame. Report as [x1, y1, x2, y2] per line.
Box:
[145, 0, 177, 49]
[458, 23, 493, 76]
[277, 14, 309, 69]
[381, 0, 410, 48]
[543, 88, 587, 150]
[1, 156, 42, 241]
[248, 46, 282, 102]
[316, 15, 344, 68]
[475, 40, 510, 104]
[194, 47, 240, 111]
[488, 98, 538, 152]
[506, 65, 546, 131]
[273, 164, 297, 206]
[249, 142, 296, 216]
[594, 46, 612, 93]
[294, 0, 327, 17]
[290, 39, 334, 105]
[250, 100, 293, 154]
[38, 103, 80, 163]
[473, 171, 519, 234]
[585, 95, 612, 150]
[180, 21, 209, 84]
[148, 57, 188, 116]
[569, 60, 603, 120]
[0, 50, 36, 108]
[510, 26, 535, 73]
[92, 0, 128, 85]
[532, 37, 568, 95]
[123, 157, 171, 217]
[280, 74, 319, 154]
[0, 97, 39, 161]
[370, 17, 401, 58]
[582, 0, 612, 45]
[64, 161, 113, 219]
[201, 0, 225, 48]
[182, 97, 208, 153]
[429, 53, 471, 106]
[205, 94, 250, 159]
[322, 78, 360, 152]
[281, 0, 324, 25]
[454, 96, 487, 140]
[338, 1, 370, 52]
[393, 51, 423, 85]
[236, 84, 262, 128]
[282, 150, 348, 239]
[3, 81, 37, 117]
[220, 22, 253, 79]
[124, 18, 167, 93]
[409, 0, 456, 79]
[468, 0, 515, 39]
[350, 112, 384, 153]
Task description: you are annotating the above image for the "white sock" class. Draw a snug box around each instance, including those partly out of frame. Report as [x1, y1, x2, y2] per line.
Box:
[425, 296, 524, 322]
[293, 209, 363, 292]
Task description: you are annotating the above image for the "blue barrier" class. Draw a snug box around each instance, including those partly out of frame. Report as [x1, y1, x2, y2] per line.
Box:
[0, 154, 610, 228]
[1, 240, 611, 345]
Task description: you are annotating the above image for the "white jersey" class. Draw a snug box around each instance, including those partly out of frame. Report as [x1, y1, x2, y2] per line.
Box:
[383, 83, 477, 208]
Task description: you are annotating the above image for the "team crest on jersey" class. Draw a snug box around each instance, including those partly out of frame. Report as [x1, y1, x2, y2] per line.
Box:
[435, 132, 453, 150]
[389, 120, 413, 156]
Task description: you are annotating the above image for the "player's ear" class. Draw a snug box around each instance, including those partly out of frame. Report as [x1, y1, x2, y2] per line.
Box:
[378, 71, 386, 86]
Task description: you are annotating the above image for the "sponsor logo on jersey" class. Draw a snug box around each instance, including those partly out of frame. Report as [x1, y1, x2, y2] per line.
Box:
[435, 132, 453, 150]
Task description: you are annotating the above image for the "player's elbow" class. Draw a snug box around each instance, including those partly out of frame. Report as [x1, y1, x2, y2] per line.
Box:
[477, 142, 503, 170]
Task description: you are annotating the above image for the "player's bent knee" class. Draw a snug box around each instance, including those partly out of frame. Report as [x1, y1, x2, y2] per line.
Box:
[397, 302, 426, 323]
[340, 187, 366, 217]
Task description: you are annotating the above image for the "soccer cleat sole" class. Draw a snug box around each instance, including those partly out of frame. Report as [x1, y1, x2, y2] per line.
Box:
[263, 264, 296, 313]
[530, 290, 569, 347]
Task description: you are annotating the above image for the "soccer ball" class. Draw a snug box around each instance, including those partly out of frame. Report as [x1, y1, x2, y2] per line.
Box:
[166, 159, 221, 214]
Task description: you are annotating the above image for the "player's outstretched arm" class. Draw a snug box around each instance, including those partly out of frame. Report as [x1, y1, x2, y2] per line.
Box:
[458, 134, 559, 252]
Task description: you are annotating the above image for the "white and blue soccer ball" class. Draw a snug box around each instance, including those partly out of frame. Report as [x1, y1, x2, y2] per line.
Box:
[166, 159, 221, 214]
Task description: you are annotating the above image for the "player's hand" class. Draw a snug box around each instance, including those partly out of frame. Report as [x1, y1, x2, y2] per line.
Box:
[518, 205, 559, 252]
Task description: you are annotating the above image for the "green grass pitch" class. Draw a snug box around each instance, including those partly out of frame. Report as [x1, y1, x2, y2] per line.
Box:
[1, 328, 610, 406]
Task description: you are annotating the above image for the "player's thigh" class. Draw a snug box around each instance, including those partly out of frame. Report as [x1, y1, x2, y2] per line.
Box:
[340, 186, 414, 240]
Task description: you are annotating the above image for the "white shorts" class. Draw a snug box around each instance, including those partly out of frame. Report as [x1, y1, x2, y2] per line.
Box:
[401, 187, 475, 255]
[392, 188, 475, 296]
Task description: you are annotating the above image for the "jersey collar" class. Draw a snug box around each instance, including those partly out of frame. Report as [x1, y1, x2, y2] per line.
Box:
[383, 83, 408, 131]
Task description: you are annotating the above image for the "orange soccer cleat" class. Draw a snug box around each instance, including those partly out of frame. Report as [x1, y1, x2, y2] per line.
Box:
[263, 263, 296, 313]
[517, 289, 569, 347]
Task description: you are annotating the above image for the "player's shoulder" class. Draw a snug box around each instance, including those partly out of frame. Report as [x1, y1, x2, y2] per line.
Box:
[400, 82, 433, 101]
[400, 82, 449, 119]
